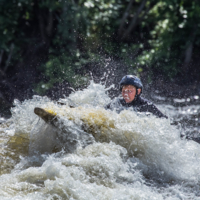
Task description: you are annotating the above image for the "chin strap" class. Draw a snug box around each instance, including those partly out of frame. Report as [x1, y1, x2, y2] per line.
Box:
[134, 88, 139, 100]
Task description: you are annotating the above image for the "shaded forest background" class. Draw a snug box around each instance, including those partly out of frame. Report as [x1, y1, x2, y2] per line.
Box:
[0, 0, 200, 116]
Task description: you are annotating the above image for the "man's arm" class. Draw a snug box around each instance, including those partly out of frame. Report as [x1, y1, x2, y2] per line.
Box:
[147, 104, 168, 118]
[138, 99, 168, 118]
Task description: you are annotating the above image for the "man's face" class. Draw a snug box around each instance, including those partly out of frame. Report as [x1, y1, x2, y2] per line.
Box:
[122, 85, 139, 103]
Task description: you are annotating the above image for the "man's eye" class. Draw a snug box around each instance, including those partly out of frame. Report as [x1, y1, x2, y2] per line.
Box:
[123, 90, 133, 93]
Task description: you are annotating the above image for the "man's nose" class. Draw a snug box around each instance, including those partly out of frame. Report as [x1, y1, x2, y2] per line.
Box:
[123, 92, 129, 96]
[123, 91, 129, 94]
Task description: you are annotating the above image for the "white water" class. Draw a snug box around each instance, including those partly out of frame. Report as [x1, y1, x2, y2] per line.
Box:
[0, 81, 200, 199]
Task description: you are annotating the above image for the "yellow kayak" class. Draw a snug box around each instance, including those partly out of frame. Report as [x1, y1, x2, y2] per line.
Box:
[34, 105, 146, 157]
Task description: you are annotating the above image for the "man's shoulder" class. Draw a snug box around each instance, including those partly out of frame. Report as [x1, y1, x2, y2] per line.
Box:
[105, 96, 122, 109]
[138, 96, 168, 118]
[137, 96, 153, 106]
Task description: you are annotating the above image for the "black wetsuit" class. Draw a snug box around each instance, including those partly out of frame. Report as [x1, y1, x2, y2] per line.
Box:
[106, 96, 168, 118]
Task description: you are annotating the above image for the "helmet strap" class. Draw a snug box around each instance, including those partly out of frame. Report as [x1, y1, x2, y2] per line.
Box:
[134, 88, 140, 100]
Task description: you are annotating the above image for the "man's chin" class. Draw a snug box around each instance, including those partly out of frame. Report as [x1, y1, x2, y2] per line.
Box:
[124, 99, 131, 103]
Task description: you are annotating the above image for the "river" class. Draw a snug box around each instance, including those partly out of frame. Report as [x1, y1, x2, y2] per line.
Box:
[0, 82, 200, 199]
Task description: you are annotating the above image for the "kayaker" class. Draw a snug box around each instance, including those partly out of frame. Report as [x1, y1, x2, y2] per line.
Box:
[106, 75, 168, 118]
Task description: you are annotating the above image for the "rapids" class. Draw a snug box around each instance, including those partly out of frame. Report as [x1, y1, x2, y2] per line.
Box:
[0, 82, 200, 199]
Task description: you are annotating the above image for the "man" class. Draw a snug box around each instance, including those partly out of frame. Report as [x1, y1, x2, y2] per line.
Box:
[106, 75, 168, 118]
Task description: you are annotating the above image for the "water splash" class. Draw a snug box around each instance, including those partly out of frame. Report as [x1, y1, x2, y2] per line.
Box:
[0, 81, 200, 199]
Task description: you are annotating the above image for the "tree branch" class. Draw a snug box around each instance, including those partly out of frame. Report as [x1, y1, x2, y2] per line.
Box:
[4, 43, 14, 72]
[0, 50, 4, 67]
[132, 3, 152, 31]
[46, 10, 53, 37]
[122, 0, 147, 40]
[185, 43, 193, 64]
[118, 0, 135, 36]
[38, 12, 46, 43]
[182, 26, 197, 74]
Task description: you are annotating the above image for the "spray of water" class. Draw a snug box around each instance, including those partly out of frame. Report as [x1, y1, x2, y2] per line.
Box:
[0, 81, 200, 199]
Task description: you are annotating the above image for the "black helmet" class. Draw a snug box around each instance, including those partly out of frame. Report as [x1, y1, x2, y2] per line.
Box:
[119, 75, 143, 93]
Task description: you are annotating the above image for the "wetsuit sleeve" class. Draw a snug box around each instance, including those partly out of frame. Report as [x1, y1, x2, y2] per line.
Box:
[138, 101, 168, 119]
[144, 103, 168, 118]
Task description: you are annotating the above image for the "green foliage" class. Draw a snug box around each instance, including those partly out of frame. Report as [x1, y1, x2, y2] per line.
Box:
[36, 0, 124, 93]
[0, 0, 62, 69]
[36, 51, 102, 94]
[1, 0, 200, 95]
[132, 0, 200, 78]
